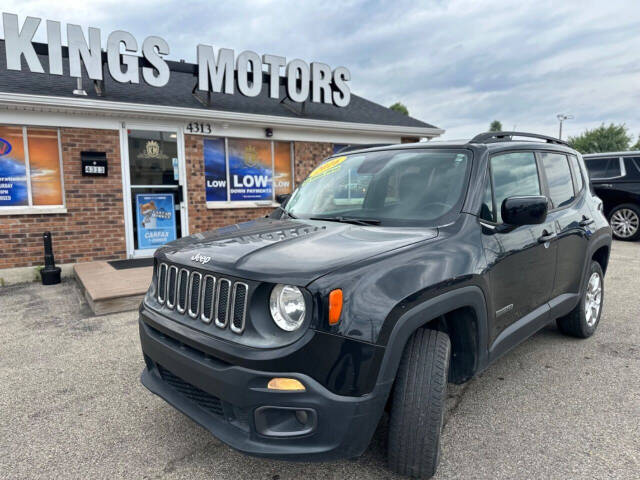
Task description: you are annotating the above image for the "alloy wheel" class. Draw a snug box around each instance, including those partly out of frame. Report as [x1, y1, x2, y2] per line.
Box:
[584, 272, 602, 328]
[610, 208, 639, 239]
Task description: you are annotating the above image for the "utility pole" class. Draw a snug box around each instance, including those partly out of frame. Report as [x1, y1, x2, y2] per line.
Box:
[556, 114, 573, 140]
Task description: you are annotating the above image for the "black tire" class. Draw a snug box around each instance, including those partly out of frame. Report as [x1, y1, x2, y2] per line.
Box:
[608, 203, 640, 241]
[557, 261, 604, 338]
[388, 328, 451, 478]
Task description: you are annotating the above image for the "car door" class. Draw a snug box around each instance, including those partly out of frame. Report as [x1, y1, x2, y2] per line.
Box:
[538, 152, 590, 299]
[479, 150, 557, 350]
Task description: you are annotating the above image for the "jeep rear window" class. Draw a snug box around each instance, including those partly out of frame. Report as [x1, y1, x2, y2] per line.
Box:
[285, 149, 471, 226]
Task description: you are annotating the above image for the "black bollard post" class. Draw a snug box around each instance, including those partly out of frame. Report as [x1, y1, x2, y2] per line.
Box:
[40, 231, 61, 285]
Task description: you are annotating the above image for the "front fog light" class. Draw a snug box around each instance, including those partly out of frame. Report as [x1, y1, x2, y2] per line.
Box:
[270, 284, 306, 331]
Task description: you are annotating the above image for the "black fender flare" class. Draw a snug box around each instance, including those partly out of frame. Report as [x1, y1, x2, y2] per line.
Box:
[375, 285, 489, 387]
[580, 230, 612, 290]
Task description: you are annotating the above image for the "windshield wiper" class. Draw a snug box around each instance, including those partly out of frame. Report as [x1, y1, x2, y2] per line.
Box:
[275, 205, 297, 219]
[309, 216, 381, 226]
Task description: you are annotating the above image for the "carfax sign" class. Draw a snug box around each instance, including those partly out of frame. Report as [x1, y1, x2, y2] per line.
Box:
[135, 193, 177, 249]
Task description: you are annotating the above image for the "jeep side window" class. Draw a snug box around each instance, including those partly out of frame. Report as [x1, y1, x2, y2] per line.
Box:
[568, 154, 584, 193]
[490, 152, 541, 223]
[540, 152, 575, 209]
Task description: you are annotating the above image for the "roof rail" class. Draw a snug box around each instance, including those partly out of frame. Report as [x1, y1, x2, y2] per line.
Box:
[469, 131, 569, 146]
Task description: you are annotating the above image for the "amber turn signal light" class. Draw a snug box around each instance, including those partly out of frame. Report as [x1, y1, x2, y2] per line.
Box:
[267, 378, 306, 391]
[328, 289, 343, 325]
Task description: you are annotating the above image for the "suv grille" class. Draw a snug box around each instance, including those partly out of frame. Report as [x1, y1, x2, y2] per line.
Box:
[156, 263, 248, 334]
[157, 364, 224, 417]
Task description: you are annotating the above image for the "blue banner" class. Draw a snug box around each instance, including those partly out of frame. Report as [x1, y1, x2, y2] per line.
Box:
[204, 138, 227, 202]
[204, 138, 274, 202]
[135, 193, 177, 249]
[0, 136, 28, 207]
[228, 139, 272, 201]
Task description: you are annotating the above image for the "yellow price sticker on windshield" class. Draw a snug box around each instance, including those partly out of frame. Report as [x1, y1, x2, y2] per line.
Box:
[307, 156, 347, 180]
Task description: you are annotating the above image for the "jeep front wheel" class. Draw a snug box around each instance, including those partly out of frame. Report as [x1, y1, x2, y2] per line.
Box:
[388, 328, 451, 479]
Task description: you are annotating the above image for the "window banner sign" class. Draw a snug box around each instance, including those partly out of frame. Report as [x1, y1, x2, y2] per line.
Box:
[135, 193, 177, 249]
[0, 132, 28, 206]
[28, 128, 64, 205]
[228, 139, 272, 201]
[204, 138, 227, 202]
[273, 141, 292, 196]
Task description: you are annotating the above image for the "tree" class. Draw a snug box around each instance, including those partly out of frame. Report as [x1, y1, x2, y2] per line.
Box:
[568, 123, 632, 154]
[389, 102, 409, 116]
[489, 120, 503, 132]
[631, 136, 640, 151]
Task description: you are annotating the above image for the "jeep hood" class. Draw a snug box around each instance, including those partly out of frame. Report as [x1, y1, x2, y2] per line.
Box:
[157, 217, 438, 285]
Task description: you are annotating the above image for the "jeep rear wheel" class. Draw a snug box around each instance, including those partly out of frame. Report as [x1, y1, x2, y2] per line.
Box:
[557, 260, 604, 338]
[388, 328, 451, 479]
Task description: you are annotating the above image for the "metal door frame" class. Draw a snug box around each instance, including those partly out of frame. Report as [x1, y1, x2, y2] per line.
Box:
[120, 121, 188, 258]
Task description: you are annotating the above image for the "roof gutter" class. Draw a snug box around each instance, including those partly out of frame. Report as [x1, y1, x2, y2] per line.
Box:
[0, 92, 444, 138]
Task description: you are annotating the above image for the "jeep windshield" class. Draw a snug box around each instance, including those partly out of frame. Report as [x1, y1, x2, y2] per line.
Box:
[284, 148, 471, 226]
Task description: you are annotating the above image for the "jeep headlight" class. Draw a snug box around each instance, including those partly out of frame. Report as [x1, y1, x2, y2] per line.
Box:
[270, 284, 306, 331]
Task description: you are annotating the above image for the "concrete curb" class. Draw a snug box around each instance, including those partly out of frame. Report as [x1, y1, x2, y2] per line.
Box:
[0, 263, 76, 287]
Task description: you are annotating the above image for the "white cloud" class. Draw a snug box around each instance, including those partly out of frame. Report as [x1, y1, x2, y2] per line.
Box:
[2, 0, 640, 141]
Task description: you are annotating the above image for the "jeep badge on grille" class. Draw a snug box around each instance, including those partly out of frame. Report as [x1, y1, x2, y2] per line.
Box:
[191, 253, 212, 265]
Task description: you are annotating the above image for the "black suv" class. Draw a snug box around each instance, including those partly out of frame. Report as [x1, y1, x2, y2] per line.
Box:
[139, 132, 612, 478]
[583, 151, 640, 241]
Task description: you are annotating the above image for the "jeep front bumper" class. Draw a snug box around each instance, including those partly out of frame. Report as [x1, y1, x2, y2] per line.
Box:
[139, 313, 390, 461]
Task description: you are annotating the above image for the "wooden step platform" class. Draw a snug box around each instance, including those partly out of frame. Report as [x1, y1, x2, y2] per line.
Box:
[74, 261, 152, 315]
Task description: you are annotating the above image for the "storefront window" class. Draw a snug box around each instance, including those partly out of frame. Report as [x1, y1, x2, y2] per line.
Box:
[128, 130, 179, 186]
[204, 137, 294, 206]
[0, 125, 64, 210]
[28, 129, 64, 206]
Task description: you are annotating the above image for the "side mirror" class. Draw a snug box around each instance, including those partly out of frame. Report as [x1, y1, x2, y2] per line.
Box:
[501, 196, 548, 226]
[275, 193, 291, 205]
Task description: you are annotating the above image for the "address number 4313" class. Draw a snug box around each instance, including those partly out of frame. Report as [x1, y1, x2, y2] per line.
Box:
[185, 122, 213, 134]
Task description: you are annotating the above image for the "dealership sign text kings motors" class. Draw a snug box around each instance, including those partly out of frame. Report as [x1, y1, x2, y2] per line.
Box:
[1, 12, 351, 107]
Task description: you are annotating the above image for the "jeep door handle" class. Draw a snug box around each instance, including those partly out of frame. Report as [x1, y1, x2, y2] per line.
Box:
[538, 230, 557, 243]
[579, 217, 594, 227]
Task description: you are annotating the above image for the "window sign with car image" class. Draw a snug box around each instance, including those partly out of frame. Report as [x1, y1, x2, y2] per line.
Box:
[135, 193, 177, 250]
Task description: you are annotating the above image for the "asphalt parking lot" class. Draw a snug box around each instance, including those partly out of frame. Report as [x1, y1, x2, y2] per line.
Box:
[1, 241, 639, 480]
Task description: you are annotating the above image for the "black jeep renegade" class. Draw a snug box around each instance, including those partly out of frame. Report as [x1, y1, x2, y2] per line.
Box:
[139, 131, 612, 478]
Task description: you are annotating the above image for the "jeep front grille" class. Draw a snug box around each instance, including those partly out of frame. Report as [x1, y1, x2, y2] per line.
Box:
[157, 364, 224, 417]
[156, 263, 248, 335]
[201, 275, 216, 324]
[177, 269, 189, 313]
[231, 283, 248, 333]
[215, 279, 231, 328]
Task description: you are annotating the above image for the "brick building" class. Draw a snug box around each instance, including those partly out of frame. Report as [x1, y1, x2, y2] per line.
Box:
[0, 39, 442, 280]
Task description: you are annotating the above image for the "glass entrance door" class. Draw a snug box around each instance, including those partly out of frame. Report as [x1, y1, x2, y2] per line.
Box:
[126, 129, 185, 256]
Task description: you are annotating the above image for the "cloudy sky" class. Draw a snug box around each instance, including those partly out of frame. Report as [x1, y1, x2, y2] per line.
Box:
[2, 0, 640, 140]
